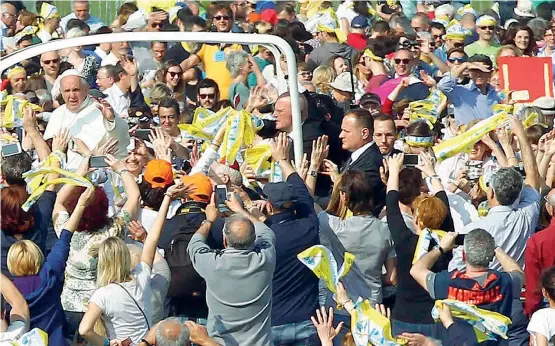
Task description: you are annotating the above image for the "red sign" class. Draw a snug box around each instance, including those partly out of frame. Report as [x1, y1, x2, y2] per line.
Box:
[498, 56, 554, 103]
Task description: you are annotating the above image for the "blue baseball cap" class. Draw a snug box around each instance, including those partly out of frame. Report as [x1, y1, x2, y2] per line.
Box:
[351, 15, 369, 29]
[263, 182, 297, 209]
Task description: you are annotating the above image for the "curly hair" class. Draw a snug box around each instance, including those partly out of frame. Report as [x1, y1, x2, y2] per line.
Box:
[1, 185, 35, 235]
[65, 187, 109, 232]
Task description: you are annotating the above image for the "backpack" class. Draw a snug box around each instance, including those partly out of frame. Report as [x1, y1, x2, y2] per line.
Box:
[163, 207, 207, 299]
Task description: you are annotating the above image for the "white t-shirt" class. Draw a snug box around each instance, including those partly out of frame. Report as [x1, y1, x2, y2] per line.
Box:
[90, 262, 153, 344]
[528, 308, 555, 346]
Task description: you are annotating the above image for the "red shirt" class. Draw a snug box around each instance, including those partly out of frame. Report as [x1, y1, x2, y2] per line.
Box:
[346, 33, 367, 51]
[524, 219, 555, 317]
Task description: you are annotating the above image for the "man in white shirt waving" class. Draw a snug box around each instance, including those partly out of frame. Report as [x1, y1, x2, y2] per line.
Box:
[44, 70, 130, 169]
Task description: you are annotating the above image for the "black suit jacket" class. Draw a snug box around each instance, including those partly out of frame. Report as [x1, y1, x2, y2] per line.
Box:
[342, 143, 386, 216]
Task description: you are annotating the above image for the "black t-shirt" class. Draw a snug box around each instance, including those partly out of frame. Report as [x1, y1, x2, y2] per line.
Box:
[165, 43, 190, 64]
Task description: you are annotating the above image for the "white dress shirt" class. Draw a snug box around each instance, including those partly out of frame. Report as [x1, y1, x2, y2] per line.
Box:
[350, 141, 374, 165]
[101, 52, 120, 67]
[94, 46, 108, 61]
[104, 83, 130, 118]
[449, 186, 541, 271]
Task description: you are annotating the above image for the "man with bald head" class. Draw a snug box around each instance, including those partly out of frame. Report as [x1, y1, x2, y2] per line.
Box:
[187, 195, 276, 346]
[524, 188, 555, 317]
[270, 91, 345, 167]
[40, 51, 60, 93]
[1, 2, 17, 50]
[60, 0, 104, 33]
[43, 70, 130, 168]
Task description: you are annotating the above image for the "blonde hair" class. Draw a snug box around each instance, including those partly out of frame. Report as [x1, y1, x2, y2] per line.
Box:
[96, 237, 133, 287]
[7, 240, 44, 276]
[313, 66, 336, 95]
[150, 83, 172, 104]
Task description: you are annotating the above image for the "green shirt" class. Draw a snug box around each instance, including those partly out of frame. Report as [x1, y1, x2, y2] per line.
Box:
[464, 41, 500, 63]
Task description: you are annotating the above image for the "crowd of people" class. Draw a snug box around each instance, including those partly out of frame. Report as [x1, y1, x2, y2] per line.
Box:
[2, 0, 555, 345]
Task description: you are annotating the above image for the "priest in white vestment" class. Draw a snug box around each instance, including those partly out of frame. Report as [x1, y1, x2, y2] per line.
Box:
[44, 70, 130, 169]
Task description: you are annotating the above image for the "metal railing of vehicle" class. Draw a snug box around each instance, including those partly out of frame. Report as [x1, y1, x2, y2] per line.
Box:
[0, 32, 303, 163]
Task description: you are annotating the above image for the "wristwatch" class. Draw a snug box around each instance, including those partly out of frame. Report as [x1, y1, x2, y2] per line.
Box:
[309, 170, 318, 178]
[201, 220, 213, 227]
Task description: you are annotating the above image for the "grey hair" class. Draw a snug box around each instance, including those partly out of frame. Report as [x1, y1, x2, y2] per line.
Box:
[224, 214, 255, 249]
[527, 18, 549, 40]
[155, 317, 190, 346]
[390, 15, 416, 35]
[66, 27, 87, 39]
[518, 106, 545, 125]
[226, 50, 250, 78]
[464, 228, 496, 268]
[490, 167, 523, 206]
[1, 152, 33, 185]
[210, 162, 243, 186]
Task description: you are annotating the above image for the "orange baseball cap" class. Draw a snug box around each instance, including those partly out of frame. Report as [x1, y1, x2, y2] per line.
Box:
[144, 159, 174, 188]
[180, 173, 213, 203]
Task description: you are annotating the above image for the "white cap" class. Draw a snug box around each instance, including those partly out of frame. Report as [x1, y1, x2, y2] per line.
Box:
[51, 69, 86, 100]
[328, 72, 357, 93]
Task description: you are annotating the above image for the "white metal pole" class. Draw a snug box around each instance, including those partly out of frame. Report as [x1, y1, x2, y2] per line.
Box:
[0, 32, 305, 164]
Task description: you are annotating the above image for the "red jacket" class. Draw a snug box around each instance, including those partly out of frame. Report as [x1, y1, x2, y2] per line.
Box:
[346, 33, 367, 51]
[524, 219, 555, 317]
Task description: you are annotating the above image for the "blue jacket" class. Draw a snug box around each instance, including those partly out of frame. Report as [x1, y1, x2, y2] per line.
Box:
[12, 230, 73, 346]
[265, 173, 320, 326]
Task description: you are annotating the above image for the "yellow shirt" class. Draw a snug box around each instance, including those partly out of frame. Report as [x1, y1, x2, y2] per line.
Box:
[195, 43, 244, 100]
[136, 0, 174, 12]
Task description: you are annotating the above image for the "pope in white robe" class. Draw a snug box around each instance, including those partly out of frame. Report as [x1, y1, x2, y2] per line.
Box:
[44, 70, 130, 169]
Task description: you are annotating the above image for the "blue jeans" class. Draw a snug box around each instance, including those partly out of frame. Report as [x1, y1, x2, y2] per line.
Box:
[272, 320, 319, 346]
[391, 319, 447, 342]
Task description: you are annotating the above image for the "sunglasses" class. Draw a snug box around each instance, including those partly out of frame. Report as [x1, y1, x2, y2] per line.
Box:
[214, 15, 230, 21]
[453, 42, 465, 48]
[199, 93, 216, 99]
[394, 58, 411, 65]
[448, 57, 466, 63]
[167, 71, 181, 78]
[151, 22, 164, 28]
[41, 58, 59, 65]
[401, 41, 420, 49]
[479, 26, 495, 31]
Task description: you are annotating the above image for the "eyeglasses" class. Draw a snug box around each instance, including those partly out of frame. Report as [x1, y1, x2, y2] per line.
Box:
[167, 71, 181, 78]
[479, 26, 495, 31]
[214, 15, 230, 21]
[448, 57, 467, 63]
[453, 42, 465, 48]
[41, 59, 60, 65]
[199, 93, 216, 99]
[394, 58, 411, 65]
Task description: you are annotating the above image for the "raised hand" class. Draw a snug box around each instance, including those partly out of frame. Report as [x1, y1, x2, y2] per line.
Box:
[149, 128, 171, 162]
[311, 307, 344, 346]
[310, 135, 329, 168]
[128, 220, 147, 243]
[270, 132, 291, 163]
[119, 55, 138, 77]
[52, 128, 71, 153]
[97, 98, 115, 122]
[92, 137, 119, 156]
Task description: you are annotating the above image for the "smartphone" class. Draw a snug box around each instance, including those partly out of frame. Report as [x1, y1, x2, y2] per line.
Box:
[403, 154, 419, 166]
[215, 185, 229, 212]
[511, 90, 530, 102]
[90, 155, 109, 168]
[134, 129, 152, 141]
[121, 338, 132, 346]
[455, 234, 466, 246]
[1, 142, 22, 157]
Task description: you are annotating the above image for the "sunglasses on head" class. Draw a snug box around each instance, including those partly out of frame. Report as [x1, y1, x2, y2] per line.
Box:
[394, 58, 411, 65]
[479, 26, 495, 31]
[214, 15, 230, 21]
[42, 58, 59, 65]
[199, 93, 216, 99]
[448, 57, 466, 63]
[168, 71, 181, 78]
